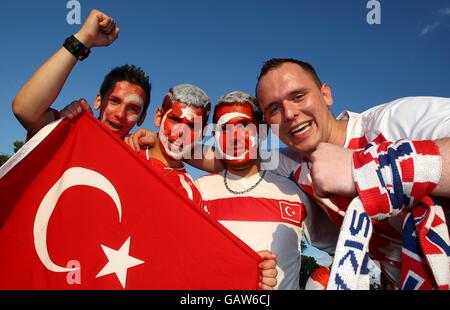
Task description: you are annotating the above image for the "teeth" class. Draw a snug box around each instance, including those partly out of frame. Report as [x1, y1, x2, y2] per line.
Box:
[291, 121, 312, 135]
[109, 122, 122, 129]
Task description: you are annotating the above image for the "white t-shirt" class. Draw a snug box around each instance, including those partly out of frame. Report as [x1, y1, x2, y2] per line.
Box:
[196, 170, 338, 290]
[274, 96, 450, 285]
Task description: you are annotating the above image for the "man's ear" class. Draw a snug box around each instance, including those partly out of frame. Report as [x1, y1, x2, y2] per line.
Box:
[94, 94, 102, 110]
[137, 111, 147, 126]
[154, 108, 163, 128]
[321, 83, 334, 107]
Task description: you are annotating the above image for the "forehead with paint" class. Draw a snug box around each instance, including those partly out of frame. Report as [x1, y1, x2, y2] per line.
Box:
[97, 81, 147, 138]
[158, 84, 211, 160]
[214, 91, 260, 125]
[98, 64, 151, 113]
[161, 86, 210, 126]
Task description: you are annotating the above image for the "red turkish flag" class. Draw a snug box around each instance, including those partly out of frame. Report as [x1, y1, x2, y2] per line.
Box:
[0, 114, 261, 289]
[279, 201, 304, 225]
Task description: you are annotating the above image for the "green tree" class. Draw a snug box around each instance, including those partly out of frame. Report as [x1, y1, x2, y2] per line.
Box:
[0, 154, 10, 167]
[299, 255, 321, 289]
[0, 140, 25, 167]
[13, 140, 25, 153]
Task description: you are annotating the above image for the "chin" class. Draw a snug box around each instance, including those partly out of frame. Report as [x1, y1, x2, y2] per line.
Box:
[163, 148, 183, 161]
[117, 131, 127, 139]
[289, 135, 319, 154]
[224, 158, 253, 170]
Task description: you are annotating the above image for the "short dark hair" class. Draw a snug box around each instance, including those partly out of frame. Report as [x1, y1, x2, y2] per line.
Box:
[256, 58, 322, 91]
[99, 65, 151, 114]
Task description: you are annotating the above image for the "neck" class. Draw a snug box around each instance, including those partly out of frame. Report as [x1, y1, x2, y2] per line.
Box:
[148, 137, 184, 169]
[226, 160, 261, 178]
[327, 117, 348, 147]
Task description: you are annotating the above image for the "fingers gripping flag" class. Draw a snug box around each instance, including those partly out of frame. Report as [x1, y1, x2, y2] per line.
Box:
[0, 114, 261, 289]
[328, 140, 449, 290]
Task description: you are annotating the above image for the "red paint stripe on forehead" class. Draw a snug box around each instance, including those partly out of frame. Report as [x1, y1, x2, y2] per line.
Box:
[214, 104, 257, 124]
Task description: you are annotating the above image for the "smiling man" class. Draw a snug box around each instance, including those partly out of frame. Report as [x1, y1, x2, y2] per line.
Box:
[138, 83, 210, 206]
[256, 58, 450, 289]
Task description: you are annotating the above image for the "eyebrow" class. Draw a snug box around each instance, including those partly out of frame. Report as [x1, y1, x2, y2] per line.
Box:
[288, 87, 309, 97]
[127, 102, 142, 109]
[170, 115, 181, 121]
[264, 87, 309, 110]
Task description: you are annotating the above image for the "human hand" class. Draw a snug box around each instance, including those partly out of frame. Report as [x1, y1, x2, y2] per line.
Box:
[310, 142, 356, 198]
[59, 98, 93, 120]
[74, 9, 120, 49]
[256, 250, 278, 290]
[124, 128, 157, 153]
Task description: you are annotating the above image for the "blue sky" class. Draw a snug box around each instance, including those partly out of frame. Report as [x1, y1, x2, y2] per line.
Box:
[1, 0, 449, 266]
[1, 1, 450, 170]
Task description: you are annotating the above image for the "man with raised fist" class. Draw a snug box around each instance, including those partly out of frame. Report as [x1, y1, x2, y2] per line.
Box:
[12, 9, 151, 140]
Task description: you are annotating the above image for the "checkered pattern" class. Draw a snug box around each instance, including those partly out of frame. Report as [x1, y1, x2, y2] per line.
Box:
[329, 140, 449, 290]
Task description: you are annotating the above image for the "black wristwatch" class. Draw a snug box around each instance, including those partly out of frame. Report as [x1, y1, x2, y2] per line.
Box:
[63, 35, 91, 61]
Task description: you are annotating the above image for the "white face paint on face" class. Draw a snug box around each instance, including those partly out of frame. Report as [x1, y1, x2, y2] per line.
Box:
[215, 112, 252, 160]
[159, 110, 184, 160]
[158, 102, 205, 161]
[213, 104, 260, 168]
[123, 94, 145, 122]
[99, 81, 146, 138]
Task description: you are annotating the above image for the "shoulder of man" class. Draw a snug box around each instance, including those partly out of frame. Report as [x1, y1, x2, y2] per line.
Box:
[358, 96, 450, 140]
[265, 147, 303, 178]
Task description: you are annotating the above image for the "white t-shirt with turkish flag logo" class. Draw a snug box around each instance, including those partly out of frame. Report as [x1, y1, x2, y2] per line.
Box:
[274, 96, 450, 285]
[195, 170, 338, 290]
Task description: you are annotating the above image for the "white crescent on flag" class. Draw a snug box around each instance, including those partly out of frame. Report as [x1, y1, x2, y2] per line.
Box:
[34, 167, 122, 273]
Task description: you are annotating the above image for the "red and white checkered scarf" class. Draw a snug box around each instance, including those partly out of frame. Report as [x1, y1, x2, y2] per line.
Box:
[328, 140, 450, 290]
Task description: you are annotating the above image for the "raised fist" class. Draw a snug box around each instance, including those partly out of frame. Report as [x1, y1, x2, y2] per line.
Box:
[74, 9, 120, 49]
[310, 142, 356, 198]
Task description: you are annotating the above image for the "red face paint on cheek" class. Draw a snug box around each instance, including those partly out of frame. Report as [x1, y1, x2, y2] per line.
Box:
[214, 104, 259, 164]
[159, 102, 205, 160]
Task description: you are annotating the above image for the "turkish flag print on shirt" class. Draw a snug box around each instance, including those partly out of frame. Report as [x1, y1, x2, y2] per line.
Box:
[0, 114, 261, 289]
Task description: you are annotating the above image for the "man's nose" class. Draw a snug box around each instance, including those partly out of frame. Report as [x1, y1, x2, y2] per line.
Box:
[283, 100, 299, 121]
[115, 104, 127, 119]
[233, 126, 247, 143]
[172, 124, 185, 137]
[171, 124, 191, 143]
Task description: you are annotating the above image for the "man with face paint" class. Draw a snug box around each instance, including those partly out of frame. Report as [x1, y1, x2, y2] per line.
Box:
[137, 83, 209, 207]
[12, 9, 150, 140]
[130, 86, 279, 290]
[256, 58, 450, 289]
[195, 91, 339, 290]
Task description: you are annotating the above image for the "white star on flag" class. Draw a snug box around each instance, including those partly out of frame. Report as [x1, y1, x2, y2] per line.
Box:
[96, 237, 144, 288]
[180, 107, 196, 122]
